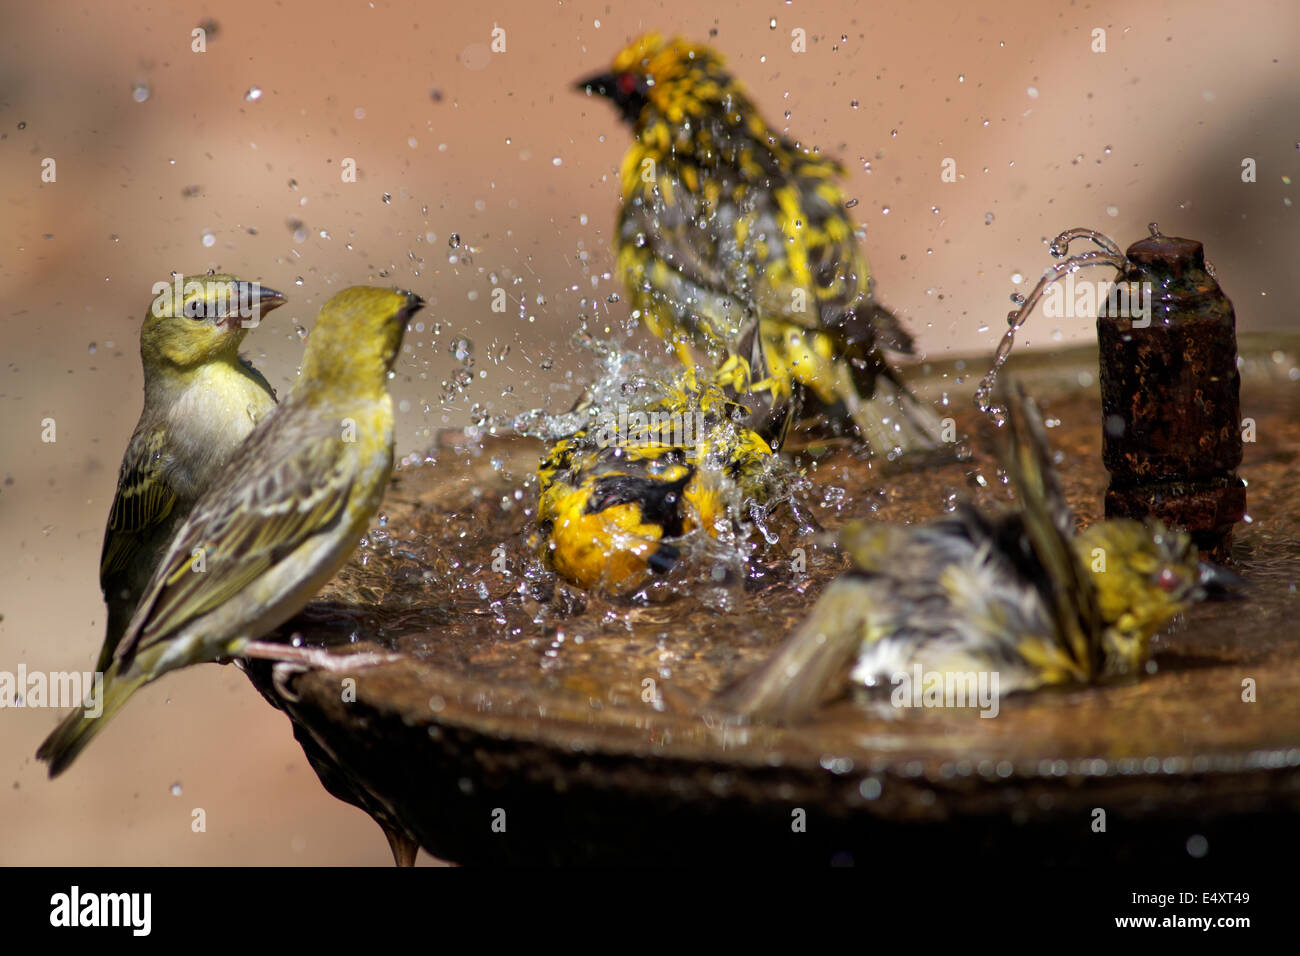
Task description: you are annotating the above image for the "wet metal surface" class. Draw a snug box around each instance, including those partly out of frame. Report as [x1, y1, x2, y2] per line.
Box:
[245, 334, 1300, 864]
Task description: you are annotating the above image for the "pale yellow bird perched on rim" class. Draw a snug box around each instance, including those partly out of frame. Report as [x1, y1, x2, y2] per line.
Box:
[99, 275, 285, 673]
[38, 286, 425, 777]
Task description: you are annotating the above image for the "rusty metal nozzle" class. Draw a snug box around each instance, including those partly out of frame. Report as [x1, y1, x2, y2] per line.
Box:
[1097, 230, 1245, 559]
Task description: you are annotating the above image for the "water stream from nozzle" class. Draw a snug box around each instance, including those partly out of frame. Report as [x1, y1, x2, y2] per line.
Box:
[974, 226, 1130, 425]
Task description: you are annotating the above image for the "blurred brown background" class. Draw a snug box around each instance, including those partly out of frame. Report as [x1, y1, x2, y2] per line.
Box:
[1, 0, 1296, 865]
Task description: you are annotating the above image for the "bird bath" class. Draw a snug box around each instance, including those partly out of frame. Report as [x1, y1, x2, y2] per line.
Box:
[243, 333, 1300, 865]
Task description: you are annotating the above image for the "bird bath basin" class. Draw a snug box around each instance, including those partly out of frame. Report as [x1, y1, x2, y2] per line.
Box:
[244, 333, 1300, 865]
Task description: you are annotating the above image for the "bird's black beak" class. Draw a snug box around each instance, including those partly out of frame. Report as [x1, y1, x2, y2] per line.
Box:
[397, 290, 426, 319]
[227, 282, 286, 328]
[1198, 561, 1246, 600]
[249, 283, 286, 311]
[575, 72, 616, 98]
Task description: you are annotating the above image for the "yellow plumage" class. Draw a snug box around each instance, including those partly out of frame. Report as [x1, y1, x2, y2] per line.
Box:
[715, 385, 1235, 723]
[99, 275, 284, 670]
[536, 368, 784, 591]
[579, 33, 943, 454]
[38, 286, 423, 777]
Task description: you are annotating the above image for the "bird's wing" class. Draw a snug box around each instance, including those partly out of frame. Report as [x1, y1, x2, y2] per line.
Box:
[620, 178, 739, 316]
[999, 383, 1104, 675]
[711, 576, 869, 723]
[99, 426, 179, 585]
[116, 426, 354, 663]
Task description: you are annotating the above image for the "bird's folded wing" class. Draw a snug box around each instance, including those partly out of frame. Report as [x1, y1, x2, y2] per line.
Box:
[1000, 383, 1103, 674]
[116, 431, 353, 662]
[100, 427, 178, 582]
[622, 183, 733, 300]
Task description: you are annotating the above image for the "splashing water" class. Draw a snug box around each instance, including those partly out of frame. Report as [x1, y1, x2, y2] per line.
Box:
[506, 333, 654, 440]
[974, 226, 1129, 424]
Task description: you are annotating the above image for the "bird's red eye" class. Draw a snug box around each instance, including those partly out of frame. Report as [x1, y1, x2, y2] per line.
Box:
[1158, 568, 1179, 592]
[617, 72, 638, 96]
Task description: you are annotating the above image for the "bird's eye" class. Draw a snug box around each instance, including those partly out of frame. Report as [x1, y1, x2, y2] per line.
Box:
[617, 72, 639, 96]
[1157, 567, 1179, 592]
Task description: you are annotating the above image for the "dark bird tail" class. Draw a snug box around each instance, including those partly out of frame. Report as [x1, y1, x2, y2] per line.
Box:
[772, 299, 947, 456]
[36, 660, 149, 777]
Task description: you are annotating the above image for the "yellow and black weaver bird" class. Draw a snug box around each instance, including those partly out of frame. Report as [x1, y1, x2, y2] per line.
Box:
[536, 368, 785, 591]
[99, 275, 285, 672]
[38, 287, 424, 776]
[714, 385, 1239, 723]
[577, 33, 942, 454]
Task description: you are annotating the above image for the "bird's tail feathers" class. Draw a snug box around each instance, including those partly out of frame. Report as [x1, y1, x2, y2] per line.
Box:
[838, 362, 946, 456]
[36, 659, 150, 778]
[711, 577, 867, 723]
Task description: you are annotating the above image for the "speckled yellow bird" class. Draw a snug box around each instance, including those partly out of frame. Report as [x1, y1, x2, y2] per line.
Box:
[577, 33, 942, 454]
[714, 385, 1239, 723]
[98, 275, 285, 673]
[38, 286, 424, 776]
[536, 369, 786, 590]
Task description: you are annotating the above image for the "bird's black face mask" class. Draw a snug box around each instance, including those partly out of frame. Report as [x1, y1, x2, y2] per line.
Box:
[575, 70, 650, 124]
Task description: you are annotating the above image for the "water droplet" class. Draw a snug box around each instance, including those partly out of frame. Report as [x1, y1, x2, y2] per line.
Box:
[88, 342, 97, 355]
[17, 121, 26, 130]
[845, 198, 859, 208]
[1026, 86, 1038, 98]
[984, 212, 995, 225]
[448, 233, 461, 248]
[850, 99, 859, 110]
[132, 83, 150, 103]
[769, 17, 777, 29]
[1011, 271, 1024, 284]
[881, 205, 890, 215]
[382, 192, 392, 204]
[201, 230, 216, 247]
[244, 86, 263, 102]
[170, 782, 182, 796]
[354, 107, 367, 119]
[1105, 204, 1119, 217]
[957, 74, 965, 83]
[450, 336, 473, 362]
